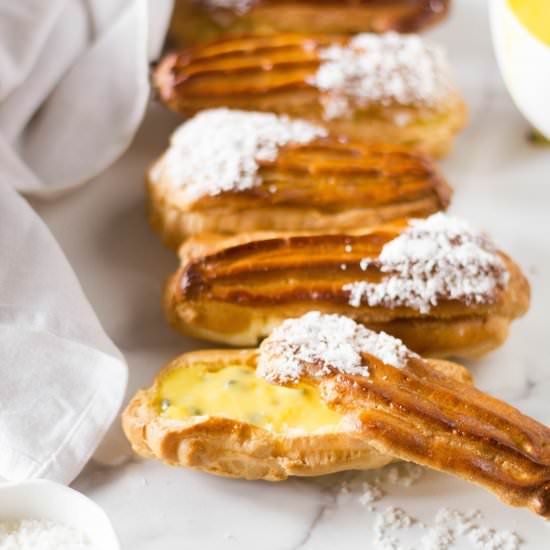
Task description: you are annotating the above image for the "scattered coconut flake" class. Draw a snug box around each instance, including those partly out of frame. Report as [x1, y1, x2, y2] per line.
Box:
[420, 525, 455, 550]
[358, 481, 385, 509]
[340, 463, 424, 511]
[160, 108, 327, 200]
[309, 32, 454, 119]
[380, 507, 415, 530]
[435, 508, 483, 536]
[339, 476, 385, 511]
[378, 463, 425, 487]
[431, 509, 522, 550]
[257, 312, 417, 383]
[360, 258, 371, 271]
[343, 213, 510, 314]
[332, 464, 522, 550]
[203, 0, 254, 14]
[374, 507, 416, 549]
[420, 525, 454, 550]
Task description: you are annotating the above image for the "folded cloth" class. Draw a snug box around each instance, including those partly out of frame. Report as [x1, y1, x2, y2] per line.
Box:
[0, 0, 173, 483]
[0, 179, 127, 483]
[0, 0, 173, 197]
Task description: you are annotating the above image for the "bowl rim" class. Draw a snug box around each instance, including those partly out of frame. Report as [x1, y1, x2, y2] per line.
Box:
[490, 0, 550, 52]
[0, 479, 120, 549]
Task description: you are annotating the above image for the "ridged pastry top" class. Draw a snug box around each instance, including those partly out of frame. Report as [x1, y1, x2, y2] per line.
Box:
[152, 108, 450, 209]
[155, 32, 456, 119]
[156, 108, 326, 200]
[258, 311, 417, 383]
[256, 311, 550, 518]
[178, 214, 512, 315]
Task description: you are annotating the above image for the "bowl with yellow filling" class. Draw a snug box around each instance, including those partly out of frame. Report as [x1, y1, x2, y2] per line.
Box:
[491, 0, 550, 140]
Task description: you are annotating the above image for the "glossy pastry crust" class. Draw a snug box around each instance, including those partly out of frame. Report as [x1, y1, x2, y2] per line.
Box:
[122, 349, 470, 480]
[168, 0, 451, 47]
[154, 33, 466, 157]
[265, 336, 550, 518]
[163, 224, 530, 356]
[148, 139, 452, 249]
[123, 344, 550, 518]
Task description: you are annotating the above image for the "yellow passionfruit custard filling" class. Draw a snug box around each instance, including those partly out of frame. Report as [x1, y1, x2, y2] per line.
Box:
[156, 364, 342, 433]
[508, 0, 550, 46]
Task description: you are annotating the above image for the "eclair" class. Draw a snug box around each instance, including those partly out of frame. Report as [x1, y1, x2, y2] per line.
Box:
[123, 327, 471, 480]
[148, 108, 451, 248]
[123, 312, 550, 518]
[168, 0, 451, 47]
[163, 213, 530, 357]
[155, 32, 466, 157]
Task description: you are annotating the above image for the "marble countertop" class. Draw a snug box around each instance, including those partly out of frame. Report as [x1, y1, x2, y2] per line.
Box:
[32, 1, 550, 548]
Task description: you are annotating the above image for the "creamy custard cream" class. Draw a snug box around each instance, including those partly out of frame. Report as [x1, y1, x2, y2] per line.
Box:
[156, 364, 342, 433]
[508, 0, 550, 46]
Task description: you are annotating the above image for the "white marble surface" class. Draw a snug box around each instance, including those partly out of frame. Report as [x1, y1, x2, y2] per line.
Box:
[31, 1, 550, 548]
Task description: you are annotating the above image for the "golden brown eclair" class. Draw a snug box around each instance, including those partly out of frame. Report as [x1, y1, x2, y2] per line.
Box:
[154, 33, 466, 157]
[163, 217, 530, 356]
[123, 312, 550, 518]
[168, 0, 451, 47]
[278, 325, 550, 519]
[122, 349, 471, 480]
[324, 356, 550, 518]
[149, 120, 452, 249]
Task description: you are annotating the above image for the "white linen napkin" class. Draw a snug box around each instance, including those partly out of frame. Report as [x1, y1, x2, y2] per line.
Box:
[0, 179, 127, 483]
[0, 0, 173, 197]
[0, 0, 173, 483]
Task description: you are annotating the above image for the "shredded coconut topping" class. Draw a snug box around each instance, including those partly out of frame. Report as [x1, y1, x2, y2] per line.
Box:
[0, 519, 96, 550]
[344, 213, 510, 314]
[160, 108, 327, 200]
[257, 311, 417, 383]
[309, 32, 454, 119]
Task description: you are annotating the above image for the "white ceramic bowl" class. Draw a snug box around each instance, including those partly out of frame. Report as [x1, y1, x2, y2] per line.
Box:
[0, 480, 120, 549]
[490, 0, 550, 139]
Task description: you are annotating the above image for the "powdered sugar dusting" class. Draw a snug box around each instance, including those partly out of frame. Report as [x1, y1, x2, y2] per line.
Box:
[309, 32, 454, 120]
[160, 109, 327, 200]
[257, 311, 417, 383]
[344, 213, 510, 314]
